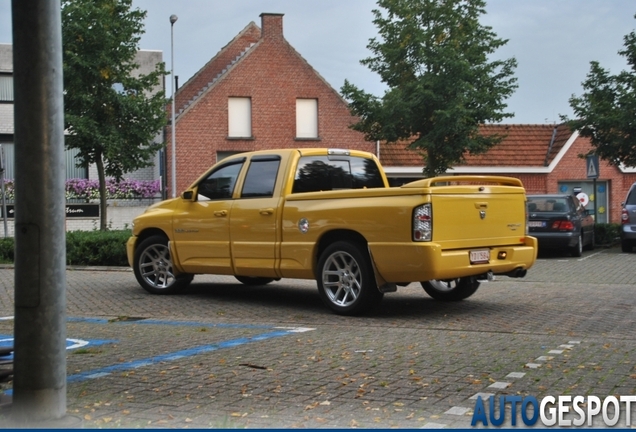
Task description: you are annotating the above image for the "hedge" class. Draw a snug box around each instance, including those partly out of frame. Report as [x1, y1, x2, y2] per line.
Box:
[0, 230, 131, 266]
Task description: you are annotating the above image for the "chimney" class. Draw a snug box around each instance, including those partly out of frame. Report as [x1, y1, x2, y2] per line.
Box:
[260, 13, 284, 40]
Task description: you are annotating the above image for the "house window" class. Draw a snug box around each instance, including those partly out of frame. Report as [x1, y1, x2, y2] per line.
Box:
[228, 97, 251, 138]
[296, 98, 318, 139]
[0, 75, 12, 102]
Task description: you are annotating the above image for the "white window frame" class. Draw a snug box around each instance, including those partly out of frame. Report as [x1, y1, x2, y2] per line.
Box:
[228, 97, 252, 138]
[296, 98, 318, 139]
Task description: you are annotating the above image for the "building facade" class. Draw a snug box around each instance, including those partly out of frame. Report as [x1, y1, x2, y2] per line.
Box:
[167, 13, 373, 195]
[0, 43, 164, 234]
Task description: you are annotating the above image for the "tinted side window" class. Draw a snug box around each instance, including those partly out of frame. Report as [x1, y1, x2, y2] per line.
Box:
[292, 156, 384, 193]
[241, 158, 280, 198]
[197, 161, 243, 200]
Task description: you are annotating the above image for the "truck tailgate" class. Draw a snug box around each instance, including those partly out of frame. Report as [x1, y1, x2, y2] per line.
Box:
[403, 176, 528, 250]
[431, 191, 526, 249]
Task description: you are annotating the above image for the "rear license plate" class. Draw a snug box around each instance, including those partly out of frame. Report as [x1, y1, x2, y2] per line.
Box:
[470, 249, 490, 264]
[528, 221, 546, 228]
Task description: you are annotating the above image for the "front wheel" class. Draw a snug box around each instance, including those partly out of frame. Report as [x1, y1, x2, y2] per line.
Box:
[317, 241, 383, 315]
[421, 277, 480, 301]
[133, 235, 193, 295]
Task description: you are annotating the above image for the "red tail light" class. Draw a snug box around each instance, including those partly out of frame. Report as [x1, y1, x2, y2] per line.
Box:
[551, 220, 575, 231]
[622, 208, 629, 224]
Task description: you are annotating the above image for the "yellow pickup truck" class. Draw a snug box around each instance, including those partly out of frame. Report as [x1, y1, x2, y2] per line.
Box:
[127, 148, 537, 315]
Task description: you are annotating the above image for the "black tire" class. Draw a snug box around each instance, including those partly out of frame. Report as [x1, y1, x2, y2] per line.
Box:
[316, 241, 383, 315]
[622, 240, 632, 253]
[133, 235, 193, 295]
[421, 277, 480, 301]
[571, 233, 583, 257]
[235, 276, 275, 286]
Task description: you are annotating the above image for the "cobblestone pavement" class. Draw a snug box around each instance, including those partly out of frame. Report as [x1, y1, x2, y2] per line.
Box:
[0, 246, 635, 428]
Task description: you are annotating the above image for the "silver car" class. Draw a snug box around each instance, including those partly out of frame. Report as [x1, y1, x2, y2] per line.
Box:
[620, 182, 636, 252]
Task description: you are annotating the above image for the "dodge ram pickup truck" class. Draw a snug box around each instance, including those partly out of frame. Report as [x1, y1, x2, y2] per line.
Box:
[127, 148, 537, 315]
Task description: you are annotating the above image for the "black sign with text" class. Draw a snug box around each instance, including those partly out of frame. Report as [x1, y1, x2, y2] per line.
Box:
[1, 203, 100, 219]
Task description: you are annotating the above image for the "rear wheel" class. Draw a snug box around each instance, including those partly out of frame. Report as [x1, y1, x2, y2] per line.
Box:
[317, 241, 383, 315]
[421, 277, 480, 301]
[235, 276, 275, 286]
[570, 233, 583, 257]
[133, 235, 193, 295]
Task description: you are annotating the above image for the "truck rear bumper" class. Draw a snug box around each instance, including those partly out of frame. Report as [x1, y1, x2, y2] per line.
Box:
[369, 236, 538, 283]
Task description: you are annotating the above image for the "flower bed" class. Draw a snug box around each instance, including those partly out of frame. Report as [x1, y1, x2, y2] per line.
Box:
[0, 178, 161, 201]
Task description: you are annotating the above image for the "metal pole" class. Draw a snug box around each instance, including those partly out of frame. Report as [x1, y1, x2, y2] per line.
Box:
[0, 145, 7, 238]
[11, 0, 71, 425]
[170, 14, 177, 198]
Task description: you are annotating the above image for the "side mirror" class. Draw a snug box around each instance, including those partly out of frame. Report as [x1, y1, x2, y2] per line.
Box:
[182, 190, 194, 201]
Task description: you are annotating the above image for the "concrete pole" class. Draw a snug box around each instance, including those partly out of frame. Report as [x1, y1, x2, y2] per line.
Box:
[11, 0, 68, 423]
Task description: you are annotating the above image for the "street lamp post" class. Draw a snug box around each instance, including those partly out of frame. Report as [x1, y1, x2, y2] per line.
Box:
[170, 14, 178, 198]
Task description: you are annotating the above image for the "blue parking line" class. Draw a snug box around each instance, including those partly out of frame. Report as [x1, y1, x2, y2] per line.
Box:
[66, 329, 291, 383]
[0, 334, 117, 360]
[2, 319, 314, 396]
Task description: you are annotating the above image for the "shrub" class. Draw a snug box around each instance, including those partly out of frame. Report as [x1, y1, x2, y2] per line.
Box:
[0, 230, 130, 266]
[66, 230, 131, 266]
[0, 237, 14, 264]
[594, 223, 621, 246]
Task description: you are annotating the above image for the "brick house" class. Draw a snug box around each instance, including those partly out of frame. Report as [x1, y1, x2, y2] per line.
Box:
[167, 13, 374, 195]
[380, 124, 636, 224]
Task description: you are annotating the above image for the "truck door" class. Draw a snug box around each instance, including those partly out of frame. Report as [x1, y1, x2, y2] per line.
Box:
[230, 155, 282, 278]
[172, 159, 244, 274]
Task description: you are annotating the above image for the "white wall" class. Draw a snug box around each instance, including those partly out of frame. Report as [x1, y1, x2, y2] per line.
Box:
[0, 202, 153, 237]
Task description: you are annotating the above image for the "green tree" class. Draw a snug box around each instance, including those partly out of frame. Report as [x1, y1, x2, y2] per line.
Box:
[565, 17, 636, 168]
[62, 0, 167, 230]
[341, 0, 517, 177]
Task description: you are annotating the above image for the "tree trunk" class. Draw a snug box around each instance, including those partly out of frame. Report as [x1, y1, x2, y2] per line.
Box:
[95, 151, 108, 231]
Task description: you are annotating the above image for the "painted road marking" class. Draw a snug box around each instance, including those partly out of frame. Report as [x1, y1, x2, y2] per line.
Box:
[2, 317, 316, 396]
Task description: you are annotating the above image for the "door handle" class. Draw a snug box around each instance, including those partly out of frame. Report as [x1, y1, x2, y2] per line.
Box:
[259, 208, 274, 215]
[214, 210, 228, 217]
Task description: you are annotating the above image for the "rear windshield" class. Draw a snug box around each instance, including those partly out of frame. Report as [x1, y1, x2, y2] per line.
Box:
[292, 155, 384, 193]
[626, 187, 636, 205]
[527, 197, 570, 212]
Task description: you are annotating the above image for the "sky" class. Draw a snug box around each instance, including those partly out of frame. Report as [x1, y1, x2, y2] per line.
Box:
[1, 0, 635, 124]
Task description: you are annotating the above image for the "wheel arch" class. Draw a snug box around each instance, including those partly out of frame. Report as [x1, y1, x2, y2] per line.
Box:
[136, 228, 170, 248]
[315, 229, 368, 270]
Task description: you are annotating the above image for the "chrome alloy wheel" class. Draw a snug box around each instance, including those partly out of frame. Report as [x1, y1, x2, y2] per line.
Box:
[138, 243, 177, 289]
[321, 250, 362, 308]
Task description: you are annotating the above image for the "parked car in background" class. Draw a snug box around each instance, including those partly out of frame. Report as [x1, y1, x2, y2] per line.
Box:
[620, 182, 636, 252]
[527, 194, 595, 257]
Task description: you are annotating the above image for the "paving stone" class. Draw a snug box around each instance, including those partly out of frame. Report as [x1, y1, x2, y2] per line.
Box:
[1, 247, 636, 428]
